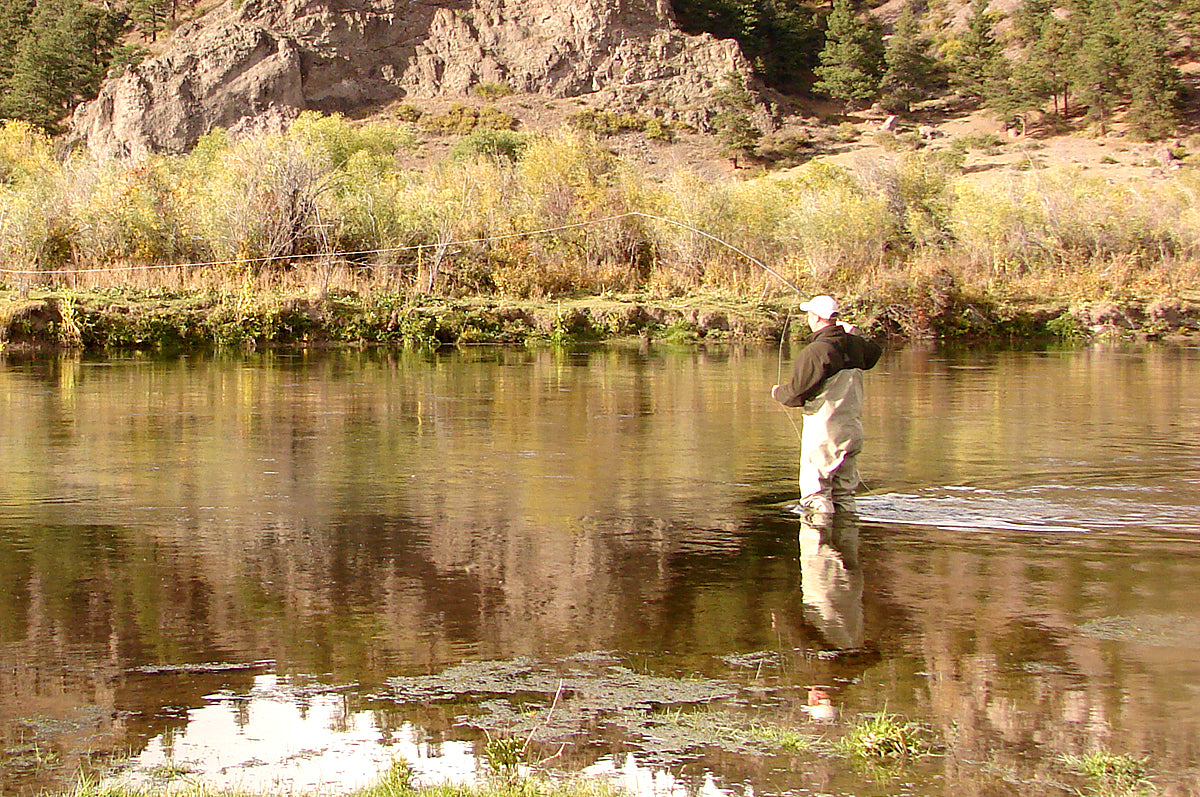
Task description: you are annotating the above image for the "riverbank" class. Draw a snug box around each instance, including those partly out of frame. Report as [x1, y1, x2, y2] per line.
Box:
[64, 763, 627, 797]
[3, 117, 1200, 351]
[3, 288, 1199, 351]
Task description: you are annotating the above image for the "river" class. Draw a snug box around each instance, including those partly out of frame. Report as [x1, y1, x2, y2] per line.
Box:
[2, 342, 1198, 796]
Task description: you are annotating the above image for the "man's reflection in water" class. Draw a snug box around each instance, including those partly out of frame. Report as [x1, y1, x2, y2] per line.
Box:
[798, 513, 864, 722]
[799, 514, 863, 650]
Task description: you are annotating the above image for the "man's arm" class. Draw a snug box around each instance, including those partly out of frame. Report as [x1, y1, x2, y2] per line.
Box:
[772, 344, 831, 407]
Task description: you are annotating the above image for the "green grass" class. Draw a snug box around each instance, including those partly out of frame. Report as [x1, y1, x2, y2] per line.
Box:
[834, 712, 927, 759]
[62, 760, 631, 797]
[1062, 751, 1154, 796]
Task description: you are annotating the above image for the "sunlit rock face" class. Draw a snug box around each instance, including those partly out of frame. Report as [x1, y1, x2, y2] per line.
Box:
[68, 0, 751, 159]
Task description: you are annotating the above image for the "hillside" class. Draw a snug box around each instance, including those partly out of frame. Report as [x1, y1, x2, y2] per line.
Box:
[66, 0, 754, 159]
[381, 89, 1200, 184]
[58, 0, 1200, 184]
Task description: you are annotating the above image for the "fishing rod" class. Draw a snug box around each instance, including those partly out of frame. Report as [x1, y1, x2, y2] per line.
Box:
[623, 212, 802, 295]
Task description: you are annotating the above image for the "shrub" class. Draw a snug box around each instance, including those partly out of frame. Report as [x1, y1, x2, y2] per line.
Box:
[567, 109, 675, 142]
[949, 132, 1006, 155]
[75, 156, 204, 266]
[833, 122, 861, 142]
[755, 133, 816, 168]
[1045, 311, 1086, 340]
[568, 108, 644, 136]
[391, 103, 424, 123]
[643, 117, 674, 142]
[421, 104, 517, 134]
[774, 161, 895, 279]
[472, 81, 514, 99]
[448, 129, 530, 163]
[0, 120, 58, 185]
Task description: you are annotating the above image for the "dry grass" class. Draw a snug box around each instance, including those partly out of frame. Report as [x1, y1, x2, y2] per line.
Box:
[2, 116, 1199, 305]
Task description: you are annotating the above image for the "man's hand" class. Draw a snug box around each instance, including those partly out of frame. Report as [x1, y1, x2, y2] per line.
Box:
[836, 320, 858, 334]
[771, 384, 782, 401]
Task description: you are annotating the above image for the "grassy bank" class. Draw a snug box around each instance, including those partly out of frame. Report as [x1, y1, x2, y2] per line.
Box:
[49, 738, 1157, 797]
[64, 761, 628, 797]
[2, 286, 1198, 351]
[2, 114, 1199, 350]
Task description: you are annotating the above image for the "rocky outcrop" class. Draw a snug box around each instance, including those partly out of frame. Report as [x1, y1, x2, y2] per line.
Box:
[69, 0, 752, 159]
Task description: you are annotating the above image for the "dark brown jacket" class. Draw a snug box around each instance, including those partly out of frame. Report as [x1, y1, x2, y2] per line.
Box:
[774, 324, 883, 407]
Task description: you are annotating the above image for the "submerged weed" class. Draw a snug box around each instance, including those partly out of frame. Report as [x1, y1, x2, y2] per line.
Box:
[144, 760, 200, 781]
[651, 707, 818, 754]
[2, 741, 63, 771]
[745, 722, 815, 753]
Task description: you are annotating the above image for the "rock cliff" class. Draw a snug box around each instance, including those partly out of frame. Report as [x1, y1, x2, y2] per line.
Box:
[69, 0, 752, 159]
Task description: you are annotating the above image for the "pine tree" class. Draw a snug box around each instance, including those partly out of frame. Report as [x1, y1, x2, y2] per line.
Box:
[951, 0, 1002, 102]
[878, 4, 933, 113]
[814, 0, 885, 110]
[753, 0, 823, 92]
[0, 0, 123, 132]
[128, 0, 168, 42]
[0, 0, 32, 90]
[1182, 0, 1200, 43]
[1011, 0, 1072, 115]
[672, 0, 821, 92]
[1117, 0, 1181, 140]
[1067, 0, 1124, 135]
[711, 72, 762, 167]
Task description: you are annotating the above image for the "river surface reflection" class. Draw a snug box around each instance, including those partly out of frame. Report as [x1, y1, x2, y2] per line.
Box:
[1, 343, 1199, 796]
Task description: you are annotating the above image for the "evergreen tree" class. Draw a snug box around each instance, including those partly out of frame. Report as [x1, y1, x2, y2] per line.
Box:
[711, 72, 762, 167]
[129, 0, 168, 42]
[1011, 0, 1072, 115]
[1068, 1, 1124, 134]
[673, 0, 822, 91]
[754, 0, 823, 91]
[1118, 0, 1181, 139]
[814, 0, 885, 109]
[0, 0, 32, 91]
[985, 52, 1050, 133]
[879, 4, 934, 113]
[0, 0, 123, 132]
[1182, 0, 1200, 42]
[951, 0, 1002, 102]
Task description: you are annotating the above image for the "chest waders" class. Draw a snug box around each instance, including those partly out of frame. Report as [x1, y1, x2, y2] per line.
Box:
[799, 368, 865, 514]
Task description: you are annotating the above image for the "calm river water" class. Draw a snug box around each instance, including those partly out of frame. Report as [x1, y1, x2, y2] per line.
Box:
[2, 342, 1199, 797]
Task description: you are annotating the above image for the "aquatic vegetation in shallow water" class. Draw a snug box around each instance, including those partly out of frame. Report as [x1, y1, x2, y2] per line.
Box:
[1063, 751, 1154, 796]
[382, 656, 830, 769]
[834, 711, 929, 759]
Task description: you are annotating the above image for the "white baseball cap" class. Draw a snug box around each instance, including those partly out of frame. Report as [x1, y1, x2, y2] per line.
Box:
[799, 294, 839, 319]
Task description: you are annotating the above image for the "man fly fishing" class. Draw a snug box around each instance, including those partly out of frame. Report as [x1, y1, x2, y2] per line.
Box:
[771, 295, 882, 517]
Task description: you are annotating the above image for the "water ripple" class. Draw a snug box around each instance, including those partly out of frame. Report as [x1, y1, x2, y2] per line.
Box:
[858, 486, 1200, 535]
